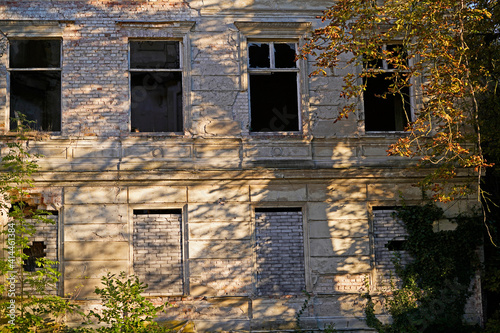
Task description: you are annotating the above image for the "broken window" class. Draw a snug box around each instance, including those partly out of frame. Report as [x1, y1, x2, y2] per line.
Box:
[129, 41, 183, 133]
[248, 42, 300, 132]
[23, 241, 46, 272]
[363, 44, 411, 132]
[9, 39, 61, 131]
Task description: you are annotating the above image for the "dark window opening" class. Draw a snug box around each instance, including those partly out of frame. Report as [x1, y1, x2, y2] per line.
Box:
[10, 40, 60, 68]
[133, 209, 182, 215]
[274, 43, 296, 68]
[372, 206, 400, 211]
[130, 41, 180, 69]
[130, 41, 183, 133]
[9, 39, 61, 132]
[9, 202, 39, 218]
[10, 71, 61, 131]
[363, 43, 411, 132]
[248, 42, 299, 132]
[130, 72, 182, 132]
[255, 207, 302, 213]
[386, 239, 407, 251]
[249, 43, 270, 68]
[250, 72, 298, 132]
[364, 73, 410, 132]
[23, 241, 46, 272]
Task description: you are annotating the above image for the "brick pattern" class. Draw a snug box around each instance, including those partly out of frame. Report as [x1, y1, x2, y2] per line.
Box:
[373, 209, 411, 286]
[133, 212, 183, 294]
[0, 1, 192, 136]
[255, 210, 305, 296]
[315, 274, 367, 294]
[21, 215, 59, 295]
[190, 259, 253, 296]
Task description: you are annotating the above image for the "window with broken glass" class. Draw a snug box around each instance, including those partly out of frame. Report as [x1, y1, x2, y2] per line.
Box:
[248, 42, 300, 132]
[363, 44, 411, 132]
[9, 39, 62, 132]
[129, 41, 183, 133]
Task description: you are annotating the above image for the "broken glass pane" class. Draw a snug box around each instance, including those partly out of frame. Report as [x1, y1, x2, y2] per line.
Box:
[249, 43, 270, 68]
[10, 39, 60, 68]
[131, 72, 183, 132]
[250, 72, 299, 132]
[10, 71, 61, 131]
[130, 41, 180, 69]
[364, 73, 411, 131]
[274, 43, 296, 68]
[386, 44, 408, 70]
[23, 241, 46, 272]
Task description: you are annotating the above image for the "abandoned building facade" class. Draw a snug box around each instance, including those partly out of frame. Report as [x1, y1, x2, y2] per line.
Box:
[0, 0, 482, 331]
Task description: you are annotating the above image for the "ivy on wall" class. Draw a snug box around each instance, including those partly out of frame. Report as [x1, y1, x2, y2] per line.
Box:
[365, 203, 483, 333]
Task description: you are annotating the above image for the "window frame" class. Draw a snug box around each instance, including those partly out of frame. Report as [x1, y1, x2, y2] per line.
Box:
[234, 21, 311, 136]
[128, 39, 184, 134]
[361, 43, 415, 134]
[129, 204, 187, 296]
[7, 37, 63, 133]
[247, 40, 301, 133]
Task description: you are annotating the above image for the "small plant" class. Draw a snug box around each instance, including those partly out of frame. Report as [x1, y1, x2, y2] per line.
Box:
[88, 272, 170, 333]
[0, 115, 82, 332]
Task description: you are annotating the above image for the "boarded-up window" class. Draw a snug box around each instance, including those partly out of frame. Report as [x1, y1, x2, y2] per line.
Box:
[133, 209, 183, 294]
[372, 207, 411, 286]
[363, 44, 411, 132]
[9, 39, 61, 131]
[129, 41, 183, 133]
[248, 42, 300, 132]
[255, 208, 305, 295]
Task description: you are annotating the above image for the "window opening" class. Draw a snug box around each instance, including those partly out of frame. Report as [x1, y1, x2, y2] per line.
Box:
[248, 42, 299, 132]
[130, 41, 183, 133]
[363, 44, 411, 132]
[386, 239, 407, 251]
[133, 208, 182, 215]
[9, 39, 61, 132]
[23, 241, 46, 272]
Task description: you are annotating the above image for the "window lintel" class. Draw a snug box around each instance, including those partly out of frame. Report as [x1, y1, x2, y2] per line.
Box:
[117, 21, 195, 36]
[0, 20, 71, 37]
[234, 21, 311, 38]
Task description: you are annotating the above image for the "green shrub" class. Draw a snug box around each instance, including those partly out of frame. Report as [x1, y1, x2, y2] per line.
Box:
[88, 272, 170, 333]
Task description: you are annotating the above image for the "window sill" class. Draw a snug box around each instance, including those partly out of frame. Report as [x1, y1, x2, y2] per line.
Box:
[363, 131, 410, 137]
[4, 131, 61, 138]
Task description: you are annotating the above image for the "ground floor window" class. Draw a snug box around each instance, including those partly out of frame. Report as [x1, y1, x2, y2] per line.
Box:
[133, 209, 183, 294]
[255, 207, 305, 295]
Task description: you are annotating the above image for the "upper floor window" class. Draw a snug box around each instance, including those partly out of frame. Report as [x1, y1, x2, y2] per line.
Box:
[9, 39, 61, 132]
[248, 42, 300, 132]
[363, 44, 411, 132]
[129, 41, 183, 133]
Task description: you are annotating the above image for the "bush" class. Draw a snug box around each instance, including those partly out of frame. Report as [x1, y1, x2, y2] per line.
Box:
[88, 272, 170, 333]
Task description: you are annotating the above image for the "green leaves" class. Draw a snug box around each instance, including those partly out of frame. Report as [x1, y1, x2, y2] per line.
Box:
[301, 0, 497, 202]
[88, 272, 169, 333]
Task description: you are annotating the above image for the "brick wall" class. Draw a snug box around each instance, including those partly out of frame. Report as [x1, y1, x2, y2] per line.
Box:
[255, 209, 305, 296]
[372, 208, 411, 287]
[133, 211, 183, 295]
[20, 214, 59, 295]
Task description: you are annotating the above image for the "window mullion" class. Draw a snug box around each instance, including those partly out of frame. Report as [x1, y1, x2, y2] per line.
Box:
[269, 42, 275, 69]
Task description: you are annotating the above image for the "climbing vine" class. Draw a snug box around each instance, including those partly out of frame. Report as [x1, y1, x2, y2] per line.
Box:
[365, 203, 483, 333]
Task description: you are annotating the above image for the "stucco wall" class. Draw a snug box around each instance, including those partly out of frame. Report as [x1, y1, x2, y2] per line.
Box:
[0, 0, 482, 331]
